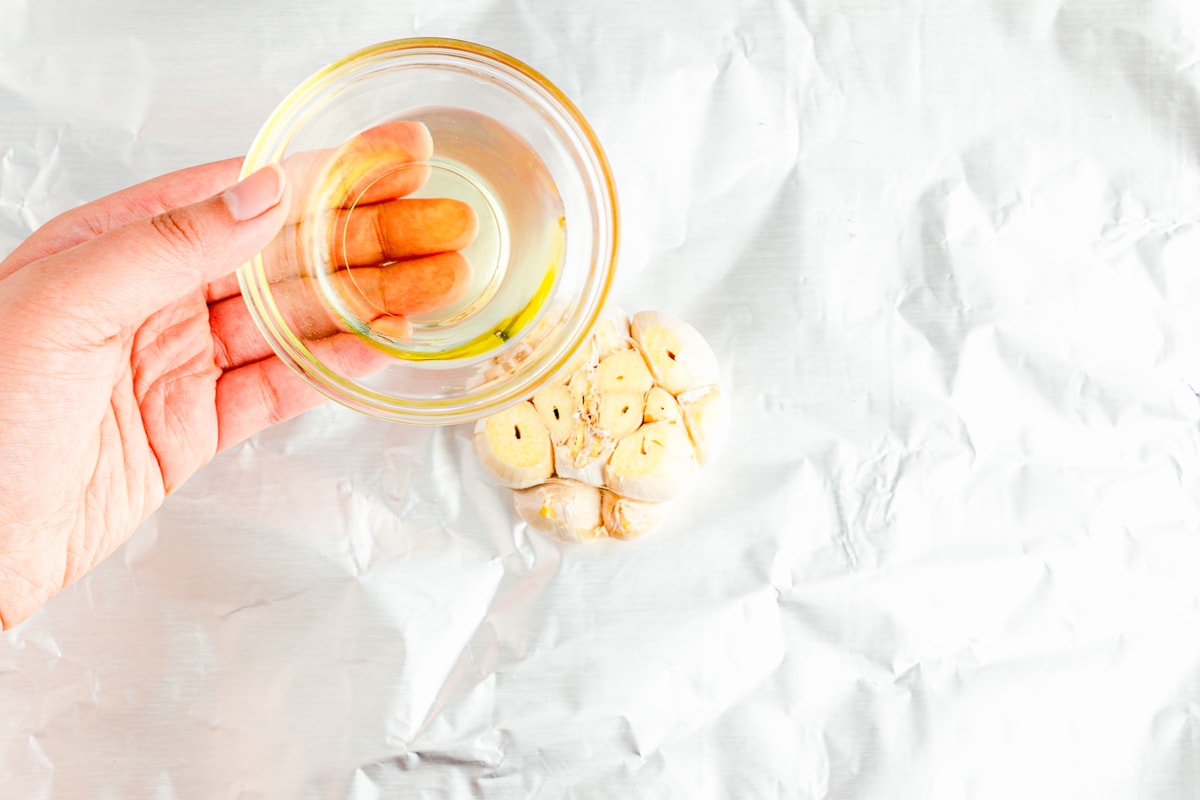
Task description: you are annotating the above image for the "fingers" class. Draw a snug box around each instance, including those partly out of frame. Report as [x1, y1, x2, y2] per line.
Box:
[204, 195, 477, 305]
[339, 251, 473, 320]
[208, 251, 473, 370]
[214, 334, 388, 452]
[333, 197, 477, 268]
[323, 120, 434, 205]
[202, 123, 445, 305]
[2, 120, 433, 287]
[210, 248, 471, 448]
[208, 280, 341, 370]
[0, 158, 245, 280]
[7, 165, 288, 344]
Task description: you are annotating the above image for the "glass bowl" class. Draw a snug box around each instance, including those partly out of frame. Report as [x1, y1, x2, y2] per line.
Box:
[237, 38, 618, 425]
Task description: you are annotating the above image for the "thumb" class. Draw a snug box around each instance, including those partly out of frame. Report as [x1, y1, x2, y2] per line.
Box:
[18, 164, 287, 340]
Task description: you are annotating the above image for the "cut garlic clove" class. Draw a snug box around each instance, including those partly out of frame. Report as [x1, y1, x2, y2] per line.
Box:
[594, 391, 646, 439]
[630, 311, 720, 395]
[473, 401, 554, 488]
[679, 387, 731, 466]
[601, 491, 671, 539]
[532, 382, 578, 444]
[604, 421, 698, 502]
[567, 366, 594, 407]
[514, 479, 604, 543]
[594, 349, 655, 396]
[643, 385, 682, 424]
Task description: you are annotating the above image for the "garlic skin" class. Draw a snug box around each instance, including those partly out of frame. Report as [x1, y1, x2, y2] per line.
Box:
[678, 386, 731, 466]
[601, 491, 671, 540]
[514, 479, 604, 543]
[553, 431, 615, 488]
[474, 309, 725, 541]
[592, 305, 633, 356]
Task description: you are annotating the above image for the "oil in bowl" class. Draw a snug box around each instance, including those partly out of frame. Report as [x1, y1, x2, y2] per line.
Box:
[320, 107, 566, 362]
[237, 38, 617, 425]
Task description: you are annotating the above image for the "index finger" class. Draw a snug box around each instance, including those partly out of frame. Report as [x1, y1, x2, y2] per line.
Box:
[330, 121, 434, 205]
[3, 121, 434, 283]
[0, 158, 244, 280]
[205, 121, 439, 302]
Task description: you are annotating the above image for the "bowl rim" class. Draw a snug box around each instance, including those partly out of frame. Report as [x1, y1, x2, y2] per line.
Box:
[236, 37, 619, 426]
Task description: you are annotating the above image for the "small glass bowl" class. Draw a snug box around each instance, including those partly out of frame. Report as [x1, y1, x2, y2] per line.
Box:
[237, 38, 617, 425]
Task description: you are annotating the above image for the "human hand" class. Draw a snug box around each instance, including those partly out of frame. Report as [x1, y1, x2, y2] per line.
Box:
[0, 122, 474, 629]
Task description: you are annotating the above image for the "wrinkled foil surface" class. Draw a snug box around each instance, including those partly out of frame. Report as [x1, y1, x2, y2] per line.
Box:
[5, 1, 1200, 797]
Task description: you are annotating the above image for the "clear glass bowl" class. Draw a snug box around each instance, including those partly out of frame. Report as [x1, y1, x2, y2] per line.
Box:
[237, 38, 618, 425]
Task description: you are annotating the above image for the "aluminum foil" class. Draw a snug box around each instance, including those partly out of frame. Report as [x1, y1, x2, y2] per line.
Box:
[4, 0, 1200, 797]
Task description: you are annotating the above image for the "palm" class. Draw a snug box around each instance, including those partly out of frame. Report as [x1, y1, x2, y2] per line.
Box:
[0, 123, 475, 628]
[130, 292, 226, 498]
[0, 288, 226, 609]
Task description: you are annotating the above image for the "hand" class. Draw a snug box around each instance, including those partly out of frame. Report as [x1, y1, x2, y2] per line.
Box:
[0, 122, 474, 629]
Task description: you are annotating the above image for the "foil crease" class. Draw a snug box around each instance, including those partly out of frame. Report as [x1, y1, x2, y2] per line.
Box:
[4, 0, 1200, 797]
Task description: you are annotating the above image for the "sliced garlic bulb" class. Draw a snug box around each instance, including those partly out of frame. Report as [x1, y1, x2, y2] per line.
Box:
[473, 308, 725, 541]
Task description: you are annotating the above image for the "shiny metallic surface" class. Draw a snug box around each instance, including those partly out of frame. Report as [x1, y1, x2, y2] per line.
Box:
[4, 1, 1200, 797]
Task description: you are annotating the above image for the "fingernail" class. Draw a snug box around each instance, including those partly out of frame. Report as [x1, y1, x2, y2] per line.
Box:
[223, 164, 285, 221]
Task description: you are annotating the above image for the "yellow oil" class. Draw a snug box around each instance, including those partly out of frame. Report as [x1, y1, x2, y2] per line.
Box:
[393, 221, 562, 362]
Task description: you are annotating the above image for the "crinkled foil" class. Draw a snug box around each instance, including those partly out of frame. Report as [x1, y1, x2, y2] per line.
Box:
[5, 0, 1200, 797]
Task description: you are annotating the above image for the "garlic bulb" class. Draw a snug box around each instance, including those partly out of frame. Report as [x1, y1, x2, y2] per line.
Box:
[474, 309, 725, 542]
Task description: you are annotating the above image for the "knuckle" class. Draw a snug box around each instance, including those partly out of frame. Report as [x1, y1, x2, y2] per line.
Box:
[210, 327, 234, 370]
[51, 204, 111, 241]
[78, 206, 113, 240]
[148, 208, 208, 258]
[260, 366, 289, 426]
